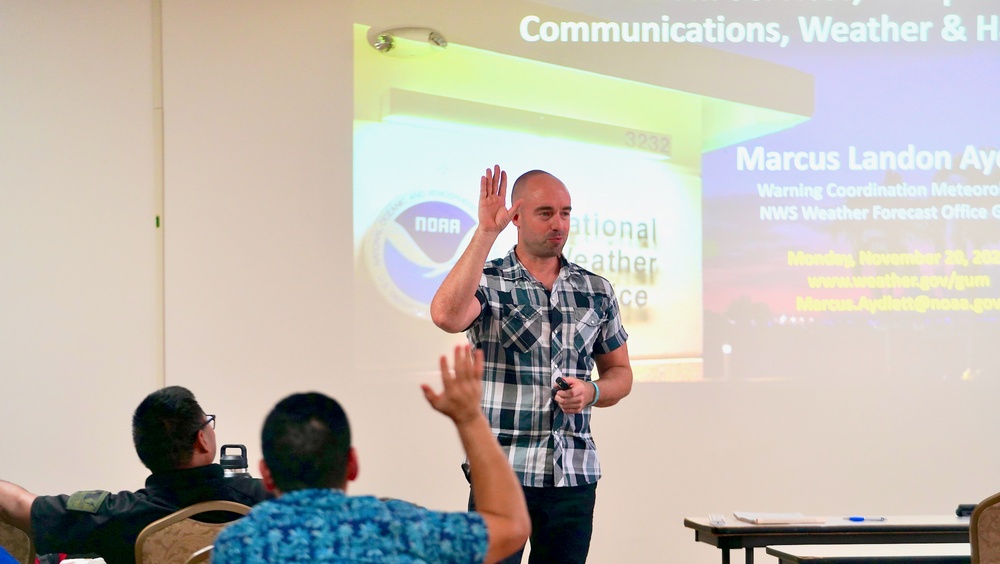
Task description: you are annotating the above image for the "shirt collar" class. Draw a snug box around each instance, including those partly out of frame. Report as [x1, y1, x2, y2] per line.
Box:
[145, 463, 224, 489]
[500, 246, 582, 286]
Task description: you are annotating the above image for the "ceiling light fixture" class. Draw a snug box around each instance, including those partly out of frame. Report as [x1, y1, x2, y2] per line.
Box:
[367, 26, 448, 57]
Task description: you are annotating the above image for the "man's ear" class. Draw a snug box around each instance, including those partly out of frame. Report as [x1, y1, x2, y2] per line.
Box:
[259, 459, 278, 493]
[346, 447, 359, 482]
[194, 429, 211, 455]
[510, 198, 523, 227]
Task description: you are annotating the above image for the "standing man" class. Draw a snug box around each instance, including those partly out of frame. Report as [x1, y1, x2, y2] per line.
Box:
[430, 165, 633, 563]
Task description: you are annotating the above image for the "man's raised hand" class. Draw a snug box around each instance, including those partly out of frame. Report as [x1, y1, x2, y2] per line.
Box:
[479, 165, 519, 234]
[421, 345, 484, 425]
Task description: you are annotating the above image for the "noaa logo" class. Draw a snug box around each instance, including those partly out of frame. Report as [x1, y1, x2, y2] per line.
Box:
[364, 191, 476, 318]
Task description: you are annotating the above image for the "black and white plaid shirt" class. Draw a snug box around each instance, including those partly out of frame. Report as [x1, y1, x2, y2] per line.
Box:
[467, 247, 628, 488]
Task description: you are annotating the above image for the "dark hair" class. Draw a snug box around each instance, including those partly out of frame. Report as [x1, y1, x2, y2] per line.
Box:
[510, 169, 556, 205]
[132, 386, 206, 473]
[261, 392, 352, 492]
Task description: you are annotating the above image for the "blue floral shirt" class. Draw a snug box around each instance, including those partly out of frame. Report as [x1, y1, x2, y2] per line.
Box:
[212, 489, 488, 563]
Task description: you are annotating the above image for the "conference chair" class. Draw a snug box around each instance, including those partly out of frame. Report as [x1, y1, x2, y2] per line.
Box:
[971, 491, 1000, 564]
[0, 522, 34, 564]
[134, 500, 250, 564]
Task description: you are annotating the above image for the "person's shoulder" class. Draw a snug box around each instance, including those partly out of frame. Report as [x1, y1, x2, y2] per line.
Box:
[377, 496, 426, 513]
[375, 496, 478, 523]
[220, 477, 273, 505]
[484, 248, 530, 284]
[379, 499, 487, 548]
[482, 255, 508, 276]
[484, 247, 520, 272]
[566, 261, 615, 291]
[566, 260, 600, 277]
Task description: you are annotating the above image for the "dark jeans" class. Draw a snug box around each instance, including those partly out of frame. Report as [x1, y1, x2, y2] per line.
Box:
[469, 482, 597, 564]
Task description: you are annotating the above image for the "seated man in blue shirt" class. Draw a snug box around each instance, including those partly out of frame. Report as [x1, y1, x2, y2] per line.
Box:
[213, 345, 531, 563]
[0, 386, 270, 564]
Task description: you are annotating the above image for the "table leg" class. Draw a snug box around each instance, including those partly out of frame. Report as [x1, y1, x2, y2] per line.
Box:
[745, 547, 754, 564]
[721, 548, 730, 564]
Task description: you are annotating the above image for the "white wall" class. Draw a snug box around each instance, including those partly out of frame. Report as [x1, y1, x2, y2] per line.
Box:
[0, 0, 158, 492]
[160, 0, 356, 480]
[3, 2, 1000, 563]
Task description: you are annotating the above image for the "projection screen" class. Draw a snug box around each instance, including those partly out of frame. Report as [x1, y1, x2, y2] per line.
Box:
[352, 0, 1000, 384]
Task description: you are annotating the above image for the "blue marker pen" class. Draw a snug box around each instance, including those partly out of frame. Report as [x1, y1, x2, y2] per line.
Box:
[845, 516, 887, 522]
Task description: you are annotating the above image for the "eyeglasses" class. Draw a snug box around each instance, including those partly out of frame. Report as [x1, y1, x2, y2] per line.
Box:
[201, 414, 216, 430]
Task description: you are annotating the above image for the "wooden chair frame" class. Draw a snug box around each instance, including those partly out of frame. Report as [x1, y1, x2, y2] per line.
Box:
[0, 522, 34, 564]
[134, 500, 250, 564]
[971, 491, 1000, 564]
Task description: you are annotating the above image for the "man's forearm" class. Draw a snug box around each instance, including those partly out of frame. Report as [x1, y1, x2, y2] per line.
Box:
[459, 415, 525, 519]
[592, 366, 633, 407]
[592, 344, 633, 408]
[457, 415, 530, 562]
[430, 228, 497, 333]
[0, 480, 37, 534]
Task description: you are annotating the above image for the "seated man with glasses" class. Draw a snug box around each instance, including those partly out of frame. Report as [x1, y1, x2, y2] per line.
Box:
[0, 386, 270, 564]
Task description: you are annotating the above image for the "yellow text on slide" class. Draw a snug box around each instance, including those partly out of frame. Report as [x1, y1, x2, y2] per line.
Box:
[796, 295, 1000, 314]
[806, 272, 990, 292]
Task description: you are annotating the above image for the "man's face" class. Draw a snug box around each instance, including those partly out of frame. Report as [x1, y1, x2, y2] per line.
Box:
[514, 175, 572, 260]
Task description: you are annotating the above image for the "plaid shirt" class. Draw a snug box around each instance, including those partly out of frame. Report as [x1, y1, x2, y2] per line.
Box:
[467, 247, 628, 488]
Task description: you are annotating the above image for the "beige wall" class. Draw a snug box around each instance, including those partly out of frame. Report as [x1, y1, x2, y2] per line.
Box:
[160, 0, 356, 490]
[0, 0, 159, 491]
[3, 2, 1000, 563]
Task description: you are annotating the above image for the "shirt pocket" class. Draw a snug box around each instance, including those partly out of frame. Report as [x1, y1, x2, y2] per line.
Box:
[572, 305, 604, 353]
[501, 303, 542, 354]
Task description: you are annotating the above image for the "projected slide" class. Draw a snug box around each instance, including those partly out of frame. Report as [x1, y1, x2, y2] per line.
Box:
[353, 1, 1000, 382]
